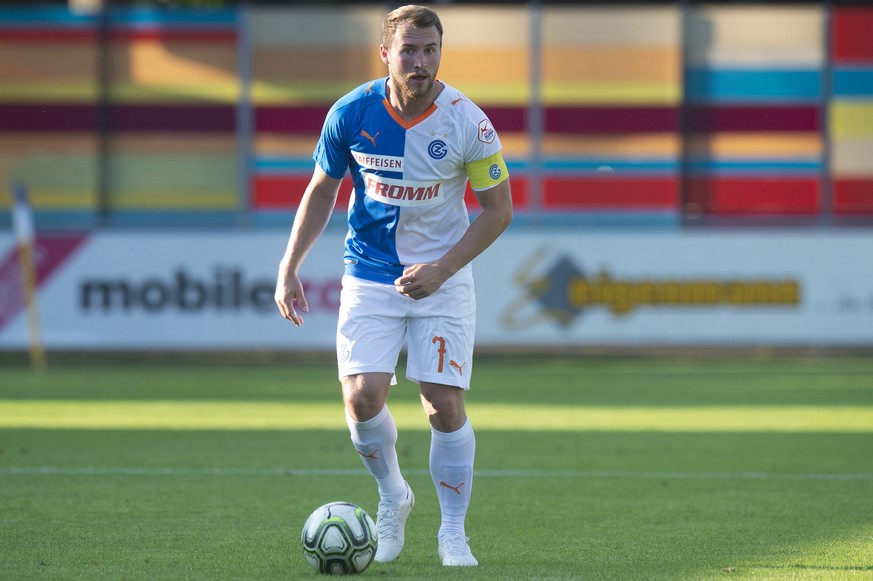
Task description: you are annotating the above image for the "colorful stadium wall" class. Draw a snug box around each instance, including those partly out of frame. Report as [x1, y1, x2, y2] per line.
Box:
[1, 3, 872, 229]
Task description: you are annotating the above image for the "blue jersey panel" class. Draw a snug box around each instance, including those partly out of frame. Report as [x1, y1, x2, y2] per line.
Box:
[316, 78, 410, 283]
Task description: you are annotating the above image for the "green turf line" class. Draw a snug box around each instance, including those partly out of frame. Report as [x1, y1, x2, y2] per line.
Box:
[2, 400, 871, 432]
[3, 466, 872, 481]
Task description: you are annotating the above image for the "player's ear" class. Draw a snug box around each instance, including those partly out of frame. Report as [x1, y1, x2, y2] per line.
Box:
[379, 44, 390, 65]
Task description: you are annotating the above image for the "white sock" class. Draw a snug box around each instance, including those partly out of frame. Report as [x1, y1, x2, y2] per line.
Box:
[345, 405, 407, 503]
[430, 418, 475, 539]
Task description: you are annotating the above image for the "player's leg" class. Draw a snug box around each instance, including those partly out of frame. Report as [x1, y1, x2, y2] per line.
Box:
[407, 274, 478, 566]
[342, 372, 415, 563]
[342, 372, 405, 498]
[419, 381, 478, 566]
[337, 275, 413, 562]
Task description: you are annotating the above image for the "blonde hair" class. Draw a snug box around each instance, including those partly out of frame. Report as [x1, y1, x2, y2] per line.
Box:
[382, 5, 443, 48]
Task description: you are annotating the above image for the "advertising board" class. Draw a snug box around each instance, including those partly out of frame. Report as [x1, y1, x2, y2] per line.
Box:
[1, 231, 871, 350]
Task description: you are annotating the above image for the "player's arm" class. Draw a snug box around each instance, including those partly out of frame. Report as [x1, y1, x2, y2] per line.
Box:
[440, 176, 513, 275]
[394, 155, 512, 300]
[275, 166, 343, 326]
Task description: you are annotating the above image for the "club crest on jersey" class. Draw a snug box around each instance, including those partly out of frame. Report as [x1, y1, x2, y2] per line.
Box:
[428, 140, 448, 159]
[477, 119, 495, 144]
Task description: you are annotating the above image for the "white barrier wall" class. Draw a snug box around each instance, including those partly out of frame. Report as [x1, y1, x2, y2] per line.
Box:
[1, 230, 872, 350]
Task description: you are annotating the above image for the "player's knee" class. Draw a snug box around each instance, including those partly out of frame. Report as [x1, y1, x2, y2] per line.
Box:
[420, 384, 466, 432]
[342, 374, 389, 421]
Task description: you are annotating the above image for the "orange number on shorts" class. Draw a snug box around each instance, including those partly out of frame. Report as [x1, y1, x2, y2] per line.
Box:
[432, 336, 446, 373]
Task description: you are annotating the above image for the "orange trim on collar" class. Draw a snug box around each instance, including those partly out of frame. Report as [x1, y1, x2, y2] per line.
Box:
[382, 99, 438, 129]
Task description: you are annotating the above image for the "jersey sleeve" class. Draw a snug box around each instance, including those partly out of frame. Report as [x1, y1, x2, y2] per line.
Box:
[463, 113, 509, 191]
[313, 106, 351, 180]
[466, 150, 509, 191]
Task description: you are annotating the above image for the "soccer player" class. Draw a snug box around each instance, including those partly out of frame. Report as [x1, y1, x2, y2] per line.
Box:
[274, 4, 512, 567]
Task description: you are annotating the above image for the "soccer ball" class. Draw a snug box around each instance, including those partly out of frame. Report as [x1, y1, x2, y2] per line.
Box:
[301, 501, 377, 575]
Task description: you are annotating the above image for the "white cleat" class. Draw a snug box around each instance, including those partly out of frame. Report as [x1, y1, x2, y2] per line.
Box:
[438, 534, 478, 567]
[374, 482, 414, 563]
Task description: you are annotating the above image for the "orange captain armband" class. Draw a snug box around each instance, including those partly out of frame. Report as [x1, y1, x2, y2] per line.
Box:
[466, 151, 509, 191]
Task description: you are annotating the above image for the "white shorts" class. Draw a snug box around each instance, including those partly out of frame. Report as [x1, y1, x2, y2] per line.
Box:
[336, 270, 476, 389]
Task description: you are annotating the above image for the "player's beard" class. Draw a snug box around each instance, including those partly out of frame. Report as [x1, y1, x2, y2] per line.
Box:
[399, 72, 434, 102]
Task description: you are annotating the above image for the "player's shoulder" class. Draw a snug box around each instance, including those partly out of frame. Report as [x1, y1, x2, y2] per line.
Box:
[326, 78, 387, 121]
[436, 82, 490, 125]
[436, 82, 499, 146]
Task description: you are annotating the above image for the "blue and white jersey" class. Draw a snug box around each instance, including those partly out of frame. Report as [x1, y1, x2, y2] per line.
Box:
[314, 77, 509, 284]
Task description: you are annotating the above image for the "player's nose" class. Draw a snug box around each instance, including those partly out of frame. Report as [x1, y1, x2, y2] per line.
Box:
[411, 51, 428, 69]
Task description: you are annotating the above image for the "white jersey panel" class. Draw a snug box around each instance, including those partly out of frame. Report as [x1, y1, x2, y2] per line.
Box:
[393, 85, 502, 268]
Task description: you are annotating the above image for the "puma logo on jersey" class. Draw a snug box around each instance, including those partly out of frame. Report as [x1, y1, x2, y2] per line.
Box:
[361, 130, 379, 147]
[451, 96, 465, 106]
[449, 360, 465, 375]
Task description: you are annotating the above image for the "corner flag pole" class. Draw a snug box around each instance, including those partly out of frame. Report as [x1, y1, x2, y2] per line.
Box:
[12, 182, 46, 369]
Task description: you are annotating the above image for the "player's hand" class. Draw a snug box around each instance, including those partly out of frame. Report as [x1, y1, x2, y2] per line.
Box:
[394, 263, 450, 300]
[275, 269, 309, 327]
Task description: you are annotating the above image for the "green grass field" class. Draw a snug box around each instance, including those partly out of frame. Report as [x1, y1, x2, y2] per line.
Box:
[2, 356, 872, 580]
